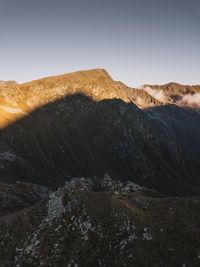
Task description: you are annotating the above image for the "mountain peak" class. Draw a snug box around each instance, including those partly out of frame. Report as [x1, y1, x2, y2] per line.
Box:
[18, 68, 131, 109]
[20, 68, 112, 87]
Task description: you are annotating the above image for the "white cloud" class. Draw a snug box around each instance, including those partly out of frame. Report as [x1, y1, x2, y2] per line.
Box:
[143, 87, 166, 102]
[181, 93, 200, 107]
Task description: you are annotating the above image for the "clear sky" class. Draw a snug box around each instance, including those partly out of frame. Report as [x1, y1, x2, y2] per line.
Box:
[0, 0, 200, 87]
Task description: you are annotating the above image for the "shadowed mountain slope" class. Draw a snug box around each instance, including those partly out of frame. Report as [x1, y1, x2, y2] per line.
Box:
[0, 93, 200, 196]
[145, 105, 200, 158]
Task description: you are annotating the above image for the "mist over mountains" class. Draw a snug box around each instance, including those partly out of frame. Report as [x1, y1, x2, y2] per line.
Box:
[0, 69, 200, 266]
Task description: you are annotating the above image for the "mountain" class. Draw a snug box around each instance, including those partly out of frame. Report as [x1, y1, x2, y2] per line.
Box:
[0, 69, 160, 128]
[143, 82, 200, 106]
[0, 69, 200, 266]
[0, 69, 200, 196]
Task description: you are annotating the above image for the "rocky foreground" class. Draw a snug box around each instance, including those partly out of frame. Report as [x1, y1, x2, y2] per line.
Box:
[0, 176, 200, 266]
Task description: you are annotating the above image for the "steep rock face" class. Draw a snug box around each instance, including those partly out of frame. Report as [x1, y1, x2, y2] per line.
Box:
[0, 177, 200, 266]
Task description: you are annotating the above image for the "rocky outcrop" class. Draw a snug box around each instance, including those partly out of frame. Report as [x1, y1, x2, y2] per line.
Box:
[0, 177, 199, 266]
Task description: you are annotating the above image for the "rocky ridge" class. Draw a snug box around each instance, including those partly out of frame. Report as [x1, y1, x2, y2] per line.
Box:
[0, 176, 200, 266]
[0, 69, 160, 128]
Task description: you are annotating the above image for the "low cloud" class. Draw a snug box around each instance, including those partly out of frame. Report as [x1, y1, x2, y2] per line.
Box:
[181, 93, 200, 107]
[143, 87, 166, 102]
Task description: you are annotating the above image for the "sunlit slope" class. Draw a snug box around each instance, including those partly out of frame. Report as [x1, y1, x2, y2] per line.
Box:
[19, 69, 130, 107]
[0, 69, 162, 128]
[0, 84, 28, 128]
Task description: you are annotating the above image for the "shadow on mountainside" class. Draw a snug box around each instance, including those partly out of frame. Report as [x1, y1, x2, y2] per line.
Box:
[144, 104, 200, 158]
[0, 93, 200, 196]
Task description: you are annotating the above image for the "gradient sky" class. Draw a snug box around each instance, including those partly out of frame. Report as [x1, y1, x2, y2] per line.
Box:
[0, 0, 200, 87]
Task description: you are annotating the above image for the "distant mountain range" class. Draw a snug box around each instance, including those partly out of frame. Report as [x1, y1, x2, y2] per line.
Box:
[0, 69, 200, 266]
